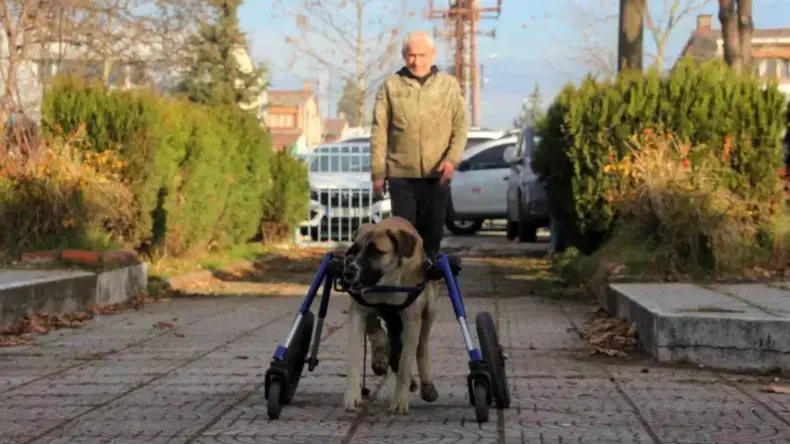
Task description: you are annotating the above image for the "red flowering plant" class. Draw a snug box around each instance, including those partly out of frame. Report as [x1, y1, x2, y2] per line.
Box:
[597, 128, 790, 279]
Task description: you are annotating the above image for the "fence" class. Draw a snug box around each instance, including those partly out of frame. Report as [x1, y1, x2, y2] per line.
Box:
[295, 143, 391, 247]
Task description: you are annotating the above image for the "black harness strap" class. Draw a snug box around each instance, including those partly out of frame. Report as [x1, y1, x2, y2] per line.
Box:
[348, 282, 425, 373]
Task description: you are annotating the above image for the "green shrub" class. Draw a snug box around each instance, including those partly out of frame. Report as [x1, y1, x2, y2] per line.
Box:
[0, 133, 135, 255]
[260, 151, 310, 242]
[534, 58, 787, 254]
[41, 77, 297, 255]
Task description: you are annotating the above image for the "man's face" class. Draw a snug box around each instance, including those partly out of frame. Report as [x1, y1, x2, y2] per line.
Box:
[403, 39, 436, 78]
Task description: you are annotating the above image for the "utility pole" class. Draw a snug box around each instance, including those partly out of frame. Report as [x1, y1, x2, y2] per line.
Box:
[428, 0, 501, 127]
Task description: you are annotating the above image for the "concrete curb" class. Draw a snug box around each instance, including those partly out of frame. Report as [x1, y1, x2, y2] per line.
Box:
[603, 282, 790, 373]
[0, 263, 148, 327]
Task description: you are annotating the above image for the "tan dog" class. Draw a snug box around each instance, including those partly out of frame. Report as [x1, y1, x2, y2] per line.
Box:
[342, 216, 439, 414]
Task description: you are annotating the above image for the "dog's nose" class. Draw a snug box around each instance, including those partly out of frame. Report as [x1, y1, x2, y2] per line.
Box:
[343, 263, 358, 282]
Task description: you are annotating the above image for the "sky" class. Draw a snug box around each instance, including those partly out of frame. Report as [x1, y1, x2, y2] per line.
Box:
[239, 0, 790, 130]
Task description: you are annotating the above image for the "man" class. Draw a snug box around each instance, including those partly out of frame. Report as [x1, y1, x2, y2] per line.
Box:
[361, 31, 467, 378]
[370, 30, 468, 259]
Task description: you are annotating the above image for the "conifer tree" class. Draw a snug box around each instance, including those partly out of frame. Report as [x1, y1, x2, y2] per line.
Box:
[178, 0, 265, 109]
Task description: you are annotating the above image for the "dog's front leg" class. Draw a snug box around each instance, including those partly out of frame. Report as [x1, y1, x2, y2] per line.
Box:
[389, 315, 421, 414]
[344, 304, 366, 411]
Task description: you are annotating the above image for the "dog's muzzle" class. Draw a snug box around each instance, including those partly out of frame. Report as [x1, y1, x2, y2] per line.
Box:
[342, 262, 359, 284]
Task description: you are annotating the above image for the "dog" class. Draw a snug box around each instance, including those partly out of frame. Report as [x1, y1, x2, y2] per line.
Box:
[342, 216, 439, 414]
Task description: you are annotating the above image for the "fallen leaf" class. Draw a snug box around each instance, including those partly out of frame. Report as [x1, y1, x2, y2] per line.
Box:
[762, 385, 790, 394]
[153, 321, 176, 330]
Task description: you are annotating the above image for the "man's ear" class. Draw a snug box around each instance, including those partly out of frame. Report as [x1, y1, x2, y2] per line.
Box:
[387, 229, 417, 259]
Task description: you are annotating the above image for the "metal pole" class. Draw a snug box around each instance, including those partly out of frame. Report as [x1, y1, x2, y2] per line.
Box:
[470, 0, 481, 127]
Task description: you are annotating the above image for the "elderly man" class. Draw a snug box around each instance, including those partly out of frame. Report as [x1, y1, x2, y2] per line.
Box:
[370, 30, 468, 259]
[362, 30, 468, 379]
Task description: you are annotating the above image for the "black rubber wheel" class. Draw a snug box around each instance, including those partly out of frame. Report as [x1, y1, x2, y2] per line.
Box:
[283, 311, 314, 404]
[506, 220, 518, 240]
[516, 198, 538, 242]
[445, 218, 484, 235]
[476, 312, 511, 409]
[473, 382, 489, 423]
[267, 380, 282, 420]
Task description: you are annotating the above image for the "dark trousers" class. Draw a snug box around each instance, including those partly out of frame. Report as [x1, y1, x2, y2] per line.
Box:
[387, 177, 449, 258]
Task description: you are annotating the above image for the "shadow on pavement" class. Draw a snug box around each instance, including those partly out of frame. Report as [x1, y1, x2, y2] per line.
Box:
[170, 241, 590, 302]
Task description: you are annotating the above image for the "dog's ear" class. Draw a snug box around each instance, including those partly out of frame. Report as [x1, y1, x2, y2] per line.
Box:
[353, 223, 375, 241]
[386, 229, 417, 259]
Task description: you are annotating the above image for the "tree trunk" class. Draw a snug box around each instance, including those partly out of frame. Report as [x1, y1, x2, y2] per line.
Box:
[617, 0, 645, 72]
[718, 0, 741, 73]
[737, 0, 753, 74]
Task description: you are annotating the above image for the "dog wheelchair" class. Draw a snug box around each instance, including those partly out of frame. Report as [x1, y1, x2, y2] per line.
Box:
[263, 252, 511, 423]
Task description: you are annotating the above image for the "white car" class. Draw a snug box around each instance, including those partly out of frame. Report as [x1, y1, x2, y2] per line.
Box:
[445, 136, 518, 235]
[300, 142, 391, 242]
[503, 125, 549, 242]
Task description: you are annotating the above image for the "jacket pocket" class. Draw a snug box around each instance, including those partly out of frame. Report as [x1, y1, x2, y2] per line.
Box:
[390, 91, 412, 130]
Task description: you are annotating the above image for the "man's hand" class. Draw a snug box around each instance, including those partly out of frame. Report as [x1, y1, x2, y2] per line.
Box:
[437, 161, 455, 185]
[373, 179, 386, 197]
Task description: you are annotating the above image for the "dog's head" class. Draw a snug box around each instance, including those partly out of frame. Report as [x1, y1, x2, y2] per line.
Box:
[342, 221, 419, 290]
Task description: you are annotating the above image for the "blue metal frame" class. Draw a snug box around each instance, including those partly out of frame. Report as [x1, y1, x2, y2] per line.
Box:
[270, 252, 483, 363]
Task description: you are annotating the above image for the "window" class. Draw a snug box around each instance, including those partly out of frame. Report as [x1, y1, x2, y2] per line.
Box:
[465, 137, 494, 150]
[780, 59, 790, 80]
[270, 114, 295, 128]
[466, 144, 513, 170]
[309, 150, 370, 172]
[766, 58, 778, 80]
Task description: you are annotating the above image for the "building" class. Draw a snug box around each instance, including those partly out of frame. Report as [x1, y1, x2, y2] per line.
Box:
[322, 114, 349, 143]
[266, 82, 323, 153]
[7, 31, 268, 123]
[678, 14, 790, 98]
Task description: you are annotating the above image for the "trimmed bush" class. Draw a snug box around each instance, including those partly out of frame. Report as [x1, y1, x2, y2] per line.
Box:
[260, 151, 310, 242]
[534, 59, 787, 253]
[0, 130, 135, 255]
[42, 77, 305, 255]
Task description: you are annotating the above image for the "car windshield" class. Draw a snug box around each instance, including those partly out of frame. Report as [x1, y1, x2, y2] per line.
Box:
[309, 148, 370, 173]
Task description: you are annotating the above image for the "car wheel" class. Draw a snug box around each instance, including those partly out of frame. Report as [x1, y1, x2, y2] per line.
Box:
[506, 191, 519, 240]
[517, 199, 538, 243]
[446, 219, 484, 235]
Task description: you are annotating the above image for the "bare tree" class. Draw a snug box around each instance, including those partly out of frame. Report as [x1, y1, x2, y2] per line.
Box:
[718, 0, 752, 74]
[558, 0, 714, 77]
[639, 0, 713, 72]
[618, 0, 645, 72]
[273, 0, 416, 126]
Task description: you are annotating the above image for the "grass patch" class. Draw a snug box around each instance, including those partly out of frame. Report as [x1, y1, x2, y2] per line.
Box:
[146, 242, 275, 279]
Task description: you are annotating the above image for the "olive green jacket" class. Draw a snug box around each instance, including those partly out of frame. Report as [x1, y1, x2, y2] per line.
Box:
[370, 69, 468, 181]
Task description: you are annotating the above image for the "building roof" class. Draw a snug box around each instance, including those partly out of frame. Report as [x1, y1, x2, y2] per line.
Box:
[679, 16, 790, 62]
[269, 81, 317, 107]
[324, 118, 347, 135]
[271, 132, 302, 149]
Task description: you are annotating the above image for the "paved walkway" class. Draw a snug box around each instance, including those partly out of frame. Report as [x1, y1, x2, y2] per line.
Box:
[2, 249, 790, 443]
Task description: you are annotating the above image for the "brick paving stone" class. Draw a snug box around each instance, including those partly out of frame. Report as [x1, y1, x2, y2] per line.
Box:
[1, 241, 790, 443]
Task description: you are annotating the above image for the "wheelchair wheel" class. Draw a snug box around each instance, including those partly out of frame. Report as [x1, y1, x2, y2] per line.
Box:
[267, 380, 283, 419]
[476, 311, 511, 409]
[472, 381, 489, 423]
[283, 310, 314, 405]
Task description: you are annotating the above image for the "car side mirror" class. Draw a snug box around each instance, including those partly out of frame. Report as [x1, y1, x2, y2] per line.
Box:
[503, 145, 519, 165]
[456, 160, 471, 172]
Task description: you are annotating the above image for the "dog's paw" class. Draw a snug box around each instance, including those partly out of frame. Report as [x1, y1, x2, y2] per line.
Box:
[420, 381, 439, 403]
[388, 394, 410, 415]
[343, 388, 363, 411]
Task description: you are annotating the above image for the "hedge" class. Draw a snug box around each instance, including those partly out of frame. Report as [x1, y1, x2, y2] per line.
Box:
[533, 58, 788, 254]
[41, 77, 307, 255]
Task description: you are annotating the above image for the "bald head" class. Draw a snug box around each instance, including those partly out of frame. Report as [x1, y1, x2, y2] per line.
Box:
[402, 30, 437, 78]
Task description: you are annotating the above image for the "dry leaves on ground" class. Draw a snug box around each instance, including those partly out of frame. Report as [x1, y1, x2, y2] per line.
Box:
[580, 308, 638, 357]
[0, 291, 163, 347]
[762, 385, 790, 394]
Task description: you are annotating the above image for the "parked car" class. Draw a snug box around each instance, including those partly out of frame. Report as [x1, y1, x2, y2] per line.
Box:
[466, 128, 505, 150]
[503, 125, 549, 242]
[445, 136, 517, 235]
[299, 142, 391, 242]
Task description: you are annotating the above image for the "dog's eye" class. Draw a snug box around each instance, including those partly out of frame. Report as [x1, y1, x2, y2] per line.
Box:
[366, 243, 382, 256]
